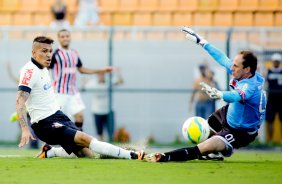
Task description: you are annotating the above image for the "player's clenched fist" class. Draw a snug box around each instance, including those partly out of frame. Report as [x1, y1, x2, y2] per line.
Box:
[181, 26, 207, 47]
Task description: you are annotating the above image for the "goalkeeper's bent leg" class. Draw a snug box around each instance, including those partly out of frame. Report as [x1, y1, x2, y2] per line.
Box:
[160, 146, 201, 162]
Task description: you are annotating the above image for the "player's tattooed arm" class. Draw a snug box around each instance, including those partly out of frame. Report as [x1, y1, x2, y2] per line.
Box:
[16, 90, 29, 129]
[16, 90, 35, 147]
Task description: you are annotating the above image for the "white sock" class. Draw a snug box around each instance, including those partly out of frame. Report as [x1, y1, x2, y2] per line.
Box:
[47, 147, 77, 158]
[89, 138, 132, 159]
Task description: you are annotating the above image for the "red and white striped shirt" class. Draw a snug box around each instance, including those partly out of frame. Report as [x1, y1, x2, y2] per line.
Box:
[50, 48, 82, 95]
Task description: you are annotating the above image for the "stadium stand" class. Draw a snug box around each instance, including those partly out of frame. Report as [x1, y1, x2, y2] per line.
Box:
[198, 0, 218, 12]
[0, 0, 282, 26]
[258, 0, 279, 11]
[254, 12, 274, 27]
[217, 0, 238, 12]
[274, 12, 282, 26]
[119, 0, 138, 12]
[19, 0, 39, 13]
[172, 12, 193, 26]
[213, 12, 233, 26]
[237, 0, 258, 11]
[158, 0, 178, 12]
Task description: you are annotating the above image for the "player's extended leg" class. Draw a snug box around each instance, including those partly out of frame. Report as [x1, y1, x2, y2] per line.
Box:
[37, 144, 78, 158]
[144, 136, 226, 162]
[74, 131, 144, 160]
[37, 132, 144, 160]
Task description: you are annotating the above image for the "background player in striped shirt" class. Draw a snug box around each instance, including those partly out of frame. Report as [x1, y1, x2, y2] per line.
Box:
[50, 29, 112, 130]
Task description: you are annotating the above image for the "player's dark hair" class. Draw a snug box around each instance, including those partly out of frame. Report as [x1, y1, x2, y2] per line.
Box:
[58, 29, 70, 36]
[240, 51, 257, 75]
[33, 36, 54, 44]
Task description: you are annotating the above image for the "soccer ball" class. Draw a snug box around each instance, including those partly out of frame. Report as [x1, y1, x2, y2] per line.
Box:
[182, 116, 210, 144]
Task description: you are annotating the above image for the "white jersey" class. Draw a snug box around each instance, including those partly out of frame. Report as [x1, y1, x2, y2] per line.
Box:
[18, 59, 60, 123]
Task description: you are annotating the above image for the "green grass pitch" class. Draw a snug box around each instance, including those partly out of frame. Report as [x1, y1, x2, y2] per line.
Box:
[0, 149, 281, 184]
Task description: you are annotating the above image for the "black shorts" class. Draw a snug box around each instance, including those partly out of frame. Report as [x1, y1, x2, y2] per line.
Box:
[31, 111, 84, 154]
[94, 114, 109, 135]
[207, 105, 258, 151]
[265, 95, 282, 123]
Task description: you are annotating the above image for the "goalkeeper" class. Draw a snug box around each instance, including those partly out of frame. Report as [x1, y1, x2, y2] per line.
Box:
[144, 27, 267, 162]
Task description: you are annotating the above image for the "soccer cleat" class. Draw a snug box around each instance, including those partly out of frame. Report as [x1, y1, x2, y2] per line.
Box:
[130, 150, 145, 160]
[144, 152, 165, 162]
[36, 144, 52, 158]
[199, 153, 224, 161]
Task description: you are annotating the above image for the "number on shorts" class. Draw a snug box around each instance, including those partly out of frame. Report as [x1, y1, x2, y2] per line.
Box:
[225, 134, 235, 144]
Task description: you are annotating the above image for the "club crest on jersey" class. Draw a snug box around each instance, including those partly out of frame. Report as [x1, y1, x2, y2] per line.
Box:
[241, 84, 248, 93]
[43, 82, 52, 91]
[21, 69, 34, 86]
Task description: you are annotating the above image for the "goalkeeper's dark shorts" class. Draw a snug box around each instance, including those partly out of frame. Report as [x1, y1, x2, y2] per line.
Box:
[31, 110, 84, 154]
[207, 105, 258, 156]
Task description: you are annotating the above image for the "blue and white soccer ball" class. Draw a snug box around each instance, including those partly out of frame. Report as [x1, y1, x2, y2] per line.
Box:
[182, 116, 210, 144]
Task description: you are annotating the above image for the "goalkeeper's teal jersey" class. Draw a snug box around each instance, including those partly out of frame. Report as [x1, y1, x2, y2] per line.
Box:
[203, 43, 267, 132]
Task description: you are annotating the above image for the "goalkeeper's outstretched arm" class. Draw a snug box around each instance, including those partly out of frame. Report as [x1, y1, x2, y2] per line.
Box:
[200, 82, 242, 103]
[203, 43, 232, 74]
[181, 27, 232, 74]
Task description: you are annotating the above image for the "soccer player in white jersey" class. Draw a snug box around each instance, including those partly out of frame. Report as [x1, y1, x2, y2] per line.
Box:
[50, 29, 111, 130]
[144, 27, 267, 162]
[16, 36, 144, 160]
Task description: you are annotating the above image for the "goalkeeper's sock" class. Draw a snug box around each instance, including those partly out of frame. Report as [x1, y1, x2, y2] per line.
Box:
[47, 147, 77, 158]
[162, 146, 201, 162]
[89, 138, 132, 159]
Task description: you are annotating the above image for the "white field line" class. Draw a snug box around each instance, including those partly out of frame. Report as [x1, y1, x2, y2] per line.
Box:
[0, 154, 25, 158]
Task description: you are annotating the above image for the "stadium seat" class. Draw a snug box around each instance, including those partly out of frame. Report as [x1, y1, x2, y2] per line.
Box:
[99, 12, 113, 25]
[254, 12, 274, 26]
[1, 0, 20, 12]
[19, 0, 39, 13]
[0, 13, 12, 25]
[119, 0, 138, 11]
[38, 0, 54, 13]
[67, 12, 76, 24]
[65, 0, 77, 13]
[237, 0, 258, 11]
[233, 12, 253, 26]
[152, 12, 172, 26]
[99, 0, 119, 12]
[198, 0, 218, 12]
[158, 0, 178, 11]
[178, 0, 198, 12]
[132, 12, 152, 26]
[217, 0, 238, 11]
[112, 12, 132, 25]
[274, 12, 282, 26]
[258, 0, 279, 11]
[33, 13, 53, 26]
[193, 12, 213, 26]
[138, 0, 159, 11]
[213, 12, 233, 26]
[172, 12, 193, 26]
[13, 12, 32, 25]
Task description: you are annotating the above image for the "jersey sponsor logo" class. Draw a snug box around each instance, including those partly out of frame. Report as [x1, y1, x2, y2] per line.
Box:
[21, 69, 34, 86]
[241, 83, 248, 93]
[43, 82, 52, 91]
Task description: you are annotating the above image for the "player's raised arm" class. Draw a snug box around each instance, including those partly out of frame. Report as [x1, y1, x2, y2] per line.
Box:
[181, 27, 232, 73]
[16, 90, 35, 147]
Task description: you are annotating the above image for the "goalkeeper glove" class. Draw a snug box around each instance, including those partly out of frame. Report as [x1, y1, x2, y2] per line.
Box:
[200, 82, 223, 99]
[181, 26, 207, 47]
